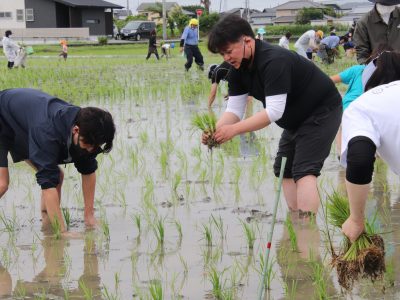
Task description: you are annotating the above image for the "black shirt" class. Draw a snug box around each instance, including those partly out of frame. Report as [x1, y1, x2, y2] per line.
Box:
[0, 88, 98, 189]
[212, 61, 232, 84]
[228, 40, 341, 130]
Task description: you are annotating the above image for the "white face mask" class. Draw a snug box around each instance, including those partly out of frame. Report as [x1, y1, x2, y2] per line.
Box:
[376, 3, 397, 24]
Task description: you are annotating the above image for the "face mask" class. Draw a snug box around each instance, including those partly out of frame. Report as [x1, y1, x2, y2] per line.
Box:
[376, 3, 396, 24]
[69, 135, 90, 160]
[239, 40, 253, 70]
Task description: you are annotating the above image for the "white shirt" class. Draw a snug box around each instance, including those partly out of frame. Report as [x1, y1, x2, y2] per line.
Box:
[341, 81, 400, 175]
[295, 30, 316, 49]
[162, 43, 170, 49]
[279, 36, 290, 49]
[2, 36, 19, 61]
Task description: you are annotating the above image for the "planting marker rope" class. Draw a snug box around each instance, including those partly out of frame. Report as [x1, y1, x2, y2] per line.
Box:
[257, 157, 287, 300]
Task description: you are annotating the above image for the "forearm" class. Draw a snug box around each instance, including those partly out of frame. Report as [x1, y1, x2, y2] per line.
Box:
[345, 180, 369, 223]
[330, 74, 341, 83]
[82, 172, 96, 219]
[216, 112, 240, 128]
[231, 110, 270, 135]
[42, 188, 65, 232]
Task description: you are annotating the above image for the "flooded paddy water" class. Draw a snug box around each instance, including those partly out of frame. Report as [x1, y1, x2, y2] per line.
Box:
[0, 46, 400, 299]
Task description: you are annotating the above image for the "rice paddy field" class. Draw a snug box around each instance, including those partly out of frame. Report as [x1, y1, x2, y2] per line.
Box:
[1, 42, 400, 300]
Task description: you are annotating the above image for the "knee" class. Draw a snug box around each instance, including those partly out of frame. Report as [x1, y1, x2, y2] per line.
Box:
[0, 182, 9, 198]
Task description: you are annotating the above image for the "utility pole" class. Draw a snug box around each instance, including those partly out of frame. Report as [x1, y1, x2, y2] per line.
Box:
[162, 0, 167, 40]
[245, 0, 250, 22]
[126, 0, 131, 16]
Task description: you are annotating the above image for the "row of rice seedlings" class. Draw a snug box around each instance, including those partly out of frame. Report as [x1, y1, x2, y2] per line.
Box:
[326, 191, 385, 290]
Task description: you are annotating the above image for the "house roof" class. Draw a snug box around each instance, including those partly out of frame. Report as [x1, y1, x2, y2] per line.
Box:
[339, 2, 373, 10]
[272, 15, 297, 23]
[251, 11, 276, 18]
[137, 2, 178, 11]
[55, 0, 123, 8]
[274, 1, 326, 10]
[220, 8, 260, 16]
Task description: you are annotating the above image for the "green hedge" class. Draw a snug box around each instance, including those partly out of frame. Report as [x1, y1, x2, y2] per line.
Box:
[261, 24, 349, 36]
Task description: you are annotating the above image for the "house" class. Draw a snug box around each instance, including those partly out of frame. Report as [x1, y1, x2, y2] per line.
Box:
[220, 7, 260, 21]
[0, 0, 26, 29]
[136, 2, 194, 22]
[273, 0, 327, 25]
[0, 0, 122, 36]
[24, 0, 123, 35]
[113, 9, 131, 20]
[250, 9, 276, 27]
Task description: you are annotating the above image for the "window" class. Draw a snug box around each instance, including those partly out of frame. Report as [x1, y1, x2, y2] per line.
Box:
[16, 9, 24, 21]
[26, 8, 34, 21]
[0, 12, 12, 19]
[86, 19, 100, 24]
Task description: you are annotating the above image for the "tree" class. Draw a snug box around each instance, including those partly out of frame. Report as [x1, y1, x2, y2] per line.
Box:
[199, 13, 219, 34]
[182, 5, 203, 14]
[114, 15, 147, 31]
[169, 7, 190, 34]
[296, 8, 324, 24]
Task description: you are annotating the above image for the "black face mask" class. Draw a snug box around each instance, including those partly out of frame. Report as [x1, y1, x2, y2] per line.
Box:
[69, 134, 91, 160]
[239, 41, 253, 70]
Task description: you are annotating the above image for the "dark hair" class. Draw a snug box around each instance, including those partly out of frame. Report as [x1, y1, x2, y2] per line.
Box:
[340, 35, 348, 43]
[208, 14, 255, 54]
[285, 32, 292, 39]
[5, 30, 12, 37]
[75, 107, 115, 153]
[365, 51, 400, 91]
[150, 29, 156, 36]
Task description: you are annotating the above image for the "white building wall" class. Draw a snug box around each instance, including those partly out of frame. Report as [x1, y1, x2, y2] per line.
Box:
[0, 0, 26, 29]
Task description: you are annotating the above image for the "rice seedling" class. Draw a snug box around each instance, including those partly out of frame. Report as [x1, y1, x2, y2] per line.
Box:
[284, 216, 298, 252]
[202, 223, 213, 247]
[79, 279, 94, 300]
[153, 217, 165, 246]
[171, 172, 182, 195]
[132, 213, 142, 236]
[240, 219, 256, 250]
[0, 208, 19, 234]
[102, 284, 119, 300]
[149, 279, 163, 300]
[210, 214, 225, 240]
[257, 254, 276, 289]
[174, 220, 183, 240]
[208, 266, 224, 299]
[308, 250, 329, 300]
[327, 191, 385, 290]
[283, 279, 298, 300]
[62, 207, 71, 230]
[179, 254, 188, 276]
[50, 216, 62, 240]
[191, 113, 218, 150]
[100, 216, 110, 241]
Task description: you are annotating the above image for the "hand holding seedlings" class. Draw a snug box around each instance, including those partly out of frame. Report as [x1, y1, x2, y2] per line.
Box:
[342, 216, 365, 243]
[214, 124, 238, 144]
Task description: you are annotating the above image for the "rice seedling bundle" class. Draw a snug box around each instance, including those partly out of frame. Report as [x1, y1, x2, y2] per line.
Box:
[191, 113, 219, 150]
[327, 192, 385, 290]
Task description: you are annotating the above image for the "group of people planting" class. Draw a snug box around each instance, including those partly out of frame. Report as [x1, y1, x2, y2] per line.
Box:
[1, 0, 400, 291]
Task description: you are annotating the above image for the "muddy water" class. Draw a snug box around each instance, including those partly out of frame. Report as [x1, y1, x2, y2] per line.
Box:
[1, 60, 400, 300]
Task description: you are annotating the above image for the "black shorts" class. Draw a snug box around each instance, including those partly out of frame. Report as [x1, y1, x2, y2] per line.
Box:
[273, 104, 342, 181]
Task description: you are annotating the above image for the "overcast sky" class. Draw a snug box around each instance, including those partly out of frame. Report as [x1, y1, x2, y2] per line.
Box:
[108, 0, 365, 13]
[108, 0, 275, 12]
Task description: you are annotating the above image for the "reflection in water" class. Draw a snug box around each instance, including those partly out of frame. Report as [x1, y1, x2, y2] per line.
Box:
[13, 233, 101, 299]
[276, 213, 337, 299]
[0, 263, 12, 298]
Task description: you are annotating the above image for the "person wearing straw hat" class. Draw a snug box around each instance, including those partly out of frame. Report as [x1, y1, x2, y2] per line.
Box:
[2, 30, 20, 69]
[0, 88, 115, 236]
[294, 29, 324, 59]
[206, 14, 342, 217]
[353, 0, 400, 64]
[180, 18, 204, 71]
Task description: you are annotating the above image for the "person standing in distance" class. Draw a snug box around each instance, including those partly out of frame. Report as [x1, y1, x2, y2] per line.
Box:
[180, 18, 204, 71]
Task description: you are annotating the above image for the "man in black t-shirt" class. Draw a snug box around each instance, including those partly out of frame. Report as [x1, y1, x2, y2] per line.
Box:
[205, 15, 342, 217]
[207, 61, 231, 108]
